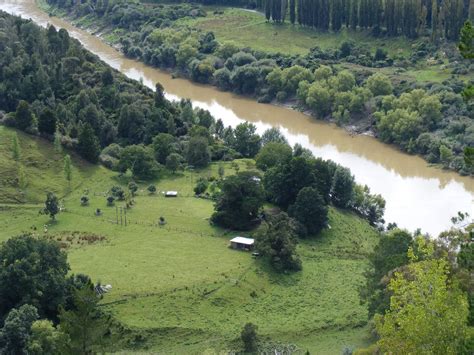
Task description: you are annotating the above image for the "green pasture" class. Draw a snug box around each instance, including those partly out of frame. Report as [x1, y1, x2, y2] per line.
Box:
[0, 126, 379, 353]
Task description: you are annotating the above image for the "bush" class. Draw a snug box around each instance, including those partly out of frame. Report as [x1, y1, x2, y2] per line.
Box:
[107, 196, 115, 206]
[194, 178, 209, 195]
[80, 196, 89, 206]
[147, 185, 157, 194]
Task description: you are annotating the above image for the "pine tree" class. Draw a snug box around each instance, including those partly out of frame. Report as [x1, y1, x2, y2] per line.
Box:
[431, 0, 439, 42]
[290, 0, 296, 24]
[332, 0, 343, 31]
[265, 0, 272, 21]
[350, 0, 359, 30]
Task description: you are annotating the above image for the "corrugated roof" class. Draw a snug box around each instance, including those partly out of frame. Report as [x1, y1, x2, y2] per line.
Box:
[230, 237, 254, 245]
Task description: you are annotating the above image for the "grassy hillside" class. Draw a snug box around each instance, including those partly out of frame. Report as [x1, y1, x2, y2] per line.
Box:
[0, 127, 380, 353]
[175, 7, 412, 57]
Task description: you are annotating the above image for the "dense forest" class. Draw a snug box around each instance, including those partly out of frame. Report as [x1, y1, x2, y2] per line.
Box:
[44, 0, 474, 175]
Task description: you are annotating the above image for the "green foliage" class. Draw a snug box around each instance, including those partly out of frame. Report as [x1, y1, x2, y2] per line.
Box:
[27, 320, 68, 355]
[306, 83, 332, 117]
[362, 229, 413, 317]
[53, 130, 62, 153]
[459, 20, 474, 59]
[15, 101, 34, 131]
[166, 153, 183, 173]
[63, 154, 72, 183]
[0, 235, 69, 320]
[331, 166, 354, 208]
[365, 73, 393, 96]
[194, 177, 209, 195]
[59, 286, 109, 354]
[0, 304, 39, 354]
[288, 187, 328, 236]
[119, 145, 159, 180]
[254, 212, 302, 272]
[186, 137, 211, 168]
[255, 142, 292, 171]
[44, 192, 60, 220]
[230, 122, 261, 158]
[152, 133, 176, 165]
[38, 108, 57, 135]
[11, 133, 21, 161]
[375, 257, 469, 354]
[128, 181, 138, 196]
[260, 127, 288, 146]
[439, 145, 454, 168]
[77, 124, 100, 163]
[211, 171, 264, 230]
[241, 322, 259, 353]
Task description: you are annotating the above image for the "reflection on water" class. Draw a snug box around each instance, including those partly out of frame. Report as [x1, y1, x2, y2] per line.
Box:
[1, 0, 473, 235]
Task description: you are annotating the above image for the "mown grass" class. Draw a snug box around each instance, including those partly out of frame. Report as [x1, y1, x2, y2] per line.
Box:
[0, 127, 379, 353]
[175, 7, 412, 57]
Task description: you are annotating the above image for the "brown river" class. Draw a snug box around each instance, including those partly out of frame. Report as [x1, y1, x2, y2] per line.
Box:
[1, 0, 473, 235]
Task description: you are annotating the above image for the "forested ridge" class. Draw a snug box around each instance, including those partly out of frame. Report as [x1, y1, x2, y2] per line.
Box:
[44, 0, 474, 175]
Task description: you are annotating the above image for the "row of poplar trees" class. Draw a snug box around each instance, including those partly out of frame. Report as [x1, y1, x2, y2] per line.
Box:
[261, 0, 470, 40]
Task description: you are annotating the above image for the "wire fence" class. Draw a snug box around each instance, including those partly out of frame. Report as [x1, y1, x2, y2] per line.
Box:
[62, 208, 231, 239]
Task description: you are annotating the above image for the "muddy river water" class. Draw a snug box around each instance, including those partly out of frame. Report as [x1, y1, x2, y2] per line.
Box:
[1, 0, 473, 235]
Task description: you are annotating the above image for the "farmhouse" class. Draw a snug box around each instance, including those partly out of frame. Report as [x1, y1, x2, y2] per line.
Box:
[229, 236, 254, 251]
[165, 191, 178, 197]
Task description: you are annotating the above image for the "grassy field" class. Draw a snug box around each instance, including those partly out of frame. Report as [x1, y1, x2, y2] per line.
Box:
[175, 7, 413, 57]
[0, 126, 380, 353]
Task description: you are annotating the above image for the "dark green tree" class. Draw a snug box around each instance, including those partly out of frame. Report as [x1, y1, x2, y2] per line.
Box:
[256, 142, 293, 171]
[330, 166, 354, 208]
[211, 171, 264, 230]
[118, 145, 159, 179]
[166, 153, 183, 173]
[0, 235, 69, 320]
[59, 286, 109, 354]
[361, 229, 413, 317]
[241, 323, 259, 353]
[186, 137, 211, 168]
[38, 108, 57, 135]
[0, 304, 39, 354]
[264, 156, 316, 209]
[254, 212, 302, 271]
[44, 192, 60, 220]
[288, 187, 328, 235]
[152, 133, 176, 165]
[232, 122, 261, 158]
[459, 20, 474, 59]
[15, 100, 34, 131]
[77, 124, 100, 163]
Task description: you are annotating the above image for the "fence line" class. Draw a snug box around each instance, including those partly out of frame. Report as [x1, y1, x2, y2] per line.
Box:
[63, 208, 231, 239]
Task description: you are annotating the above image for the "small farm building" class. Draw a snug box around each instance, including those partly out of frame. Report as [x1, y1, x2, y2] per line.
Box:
[165, 191, 178, 197]
[230, 236, 254, 251]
